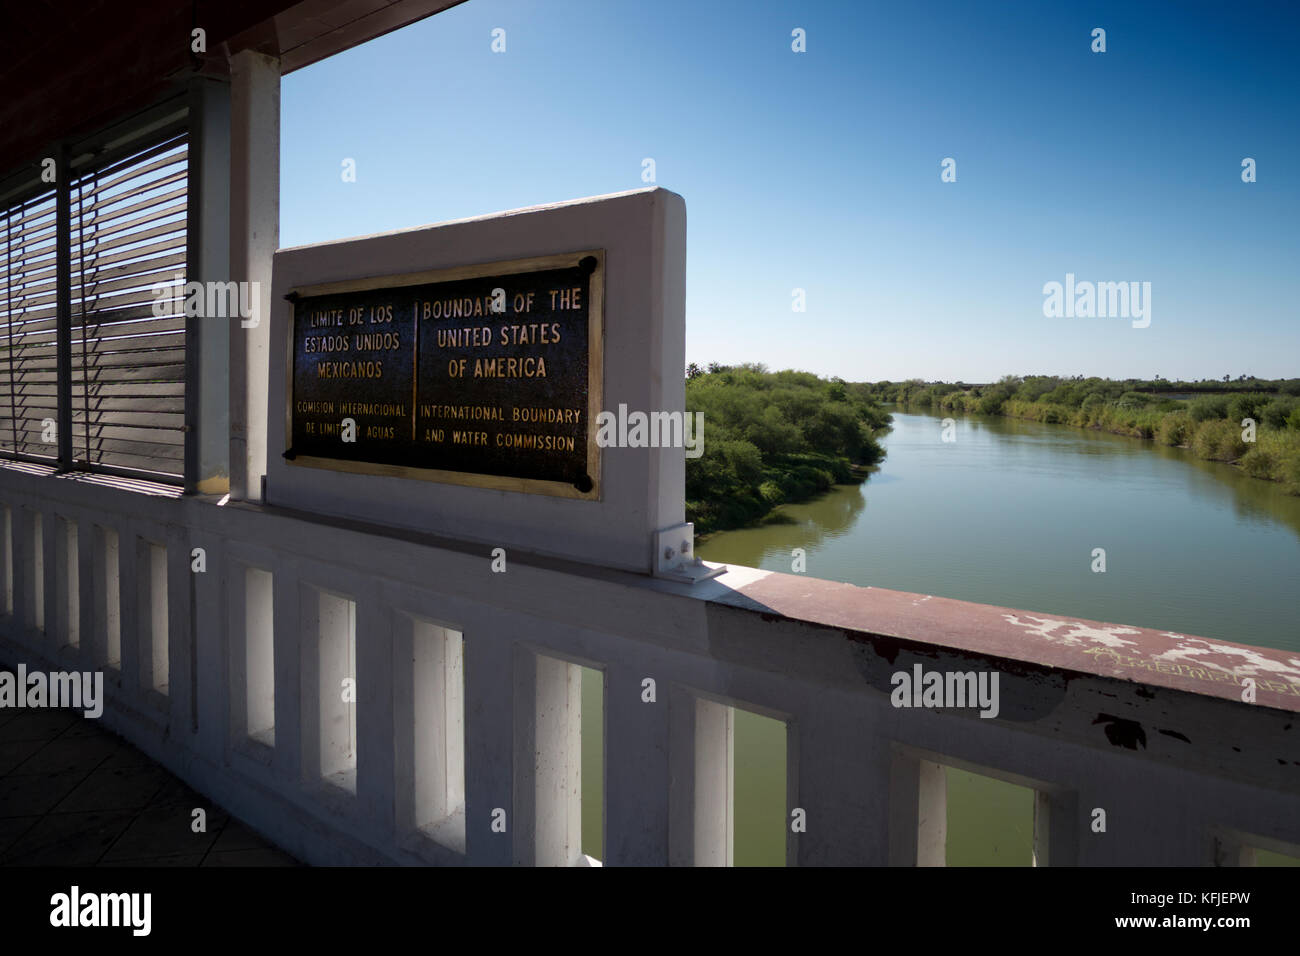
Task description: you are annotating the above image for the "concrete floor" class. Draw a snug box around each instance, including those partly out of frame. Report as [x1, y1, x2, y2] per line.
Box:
[0, 687, 299, 866]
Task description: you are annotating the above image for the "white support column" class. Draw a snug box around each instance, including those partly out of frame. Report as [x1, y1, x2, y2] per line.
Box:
[603, 659, 670, 865]
[271, 564, 302, 781]
[116, 528, 140, 699]
[166, 523, 194, 733]
[464, 629, 515, 865]
[228, 50, 280, 502]
[794, 708, 893, 865]
[40, 511, 55, 650]
[192, 535, 228, 759]
[0, 505, 11, 620]
[14, 508, 35, 640]
[510, 646, 582, 867]
[692, 697, 734, 867]
[136, 538, 168, 702]
[1033, 788, 1079, 866]
[916, 759, 948, 866]
[355, 589, 396, 841]
[530, 653, 583, 867]
[76, 517, 95, 666]
[889, 751, 948, 865]
[53, 515, 76, 652]
[188, 76, 232, 495]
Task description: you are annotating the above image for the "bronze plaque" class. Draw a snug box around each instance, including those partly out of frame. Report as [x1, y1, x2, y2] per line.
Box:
[285, 251, 603, 498]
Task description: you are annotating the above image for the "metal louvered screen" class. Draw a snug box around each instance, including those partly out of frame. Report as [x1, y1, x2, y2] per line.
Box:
[69, 132, 189, 480]
[0, 190, 61, 460]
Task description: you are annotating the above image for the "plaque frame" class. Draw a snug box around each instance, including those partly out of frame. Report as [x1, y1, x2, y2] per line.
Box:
[283, 249, 605, 499]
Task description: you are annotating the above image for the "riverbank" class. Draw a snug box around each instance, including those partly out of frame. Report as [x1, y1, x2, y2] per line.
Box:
[997, 399, 1300, 492]
[684, 364, 891, 534]
[869, 377, 1300, 495]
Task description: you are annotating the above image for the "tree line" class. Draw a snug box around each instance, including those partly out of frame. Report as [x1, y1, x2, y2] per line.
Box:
[686, 363, 891, 533]
[863, 375, 1300, 493]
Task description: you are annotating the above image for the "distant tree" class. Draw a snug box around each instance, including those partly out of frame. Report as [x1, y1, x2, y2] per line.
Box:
[686, 362, 703, 380]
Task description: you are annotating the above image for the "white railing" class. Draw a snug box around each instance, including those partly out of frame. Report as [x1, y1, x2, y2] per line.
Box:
[1, 462, 1297, 866]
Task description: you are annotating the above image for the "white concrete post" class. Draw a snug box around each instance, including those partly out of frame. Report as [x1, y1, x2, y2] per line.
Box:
[355, 590, 395, 838]
[115, 526, 140, 698]
[228, 50, 279, 503]
[271, 564, 302, 781]
[191, 535, 228, 757]
[0, 505, 10, 618]
[603, 658, 670, 865]
[693, 697, 734, 866]
[465, 629, 515, 865]
[76, 516, 95, 665]
[889, 750, 948, 865]
[188, 77, 232, 495]
[166, 523, 194, 732]
[1033, 788, 1079, 866]
[531, 653, 583, 866]
[53, 515, 76, 651]
[916, 760, 948, 866]
[794, 708, 893, 865]
[39, 511, 55, 646]
[13, 508, 34, 638]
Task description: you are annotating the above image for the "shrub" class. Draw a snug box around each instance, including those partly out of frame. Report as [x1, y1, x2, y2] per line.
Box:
[1240, 447, 1279, 479]
[789, 464, 833, 493]
[1260, 397, 1298, 429]
[1285, 451, 1300, 494]
[1192, 419, 1248, 461]
[823, 457, 855, 483]
[1228, 392, 1273, 427]
[1156, 411, 1193, 446]
[1188, 395, 1230, 422]
[1129, 412, 1162, 439]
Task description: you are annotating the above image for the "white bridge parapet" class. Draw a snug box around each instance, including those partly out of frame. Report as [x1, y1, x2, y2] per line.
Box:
[1, 461, 1296, 866]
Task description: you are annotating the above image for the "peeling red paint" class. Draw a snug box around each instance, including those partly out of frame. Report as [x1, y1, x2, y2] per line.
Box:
[712, 569, 1300, 713]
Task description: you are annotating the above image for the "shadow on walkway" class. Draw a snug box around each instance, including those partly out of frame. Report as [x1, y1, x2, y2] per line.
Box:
[0, 673, 300, 866]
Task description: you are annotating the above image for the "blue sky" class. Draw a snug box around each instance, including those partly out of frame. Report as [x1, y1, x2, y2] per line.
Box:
[280, 0, 1300, 383]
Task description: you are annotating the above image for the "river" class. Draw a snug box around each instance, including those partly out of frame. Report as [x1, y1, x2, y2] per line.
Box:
[698, 409, 1300, 655]
[680, 408, 1300, 865]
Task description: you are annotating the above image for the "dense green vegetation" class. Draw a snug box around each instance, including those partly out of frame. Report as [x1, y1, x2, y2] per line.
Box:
[685, 363, 891, 533]
[864, 375, 1300, 493]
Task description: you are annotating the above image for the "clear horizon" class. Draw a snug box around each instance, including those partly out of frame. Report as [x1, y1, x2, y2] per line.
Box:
[280, 0, 1300, 383]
